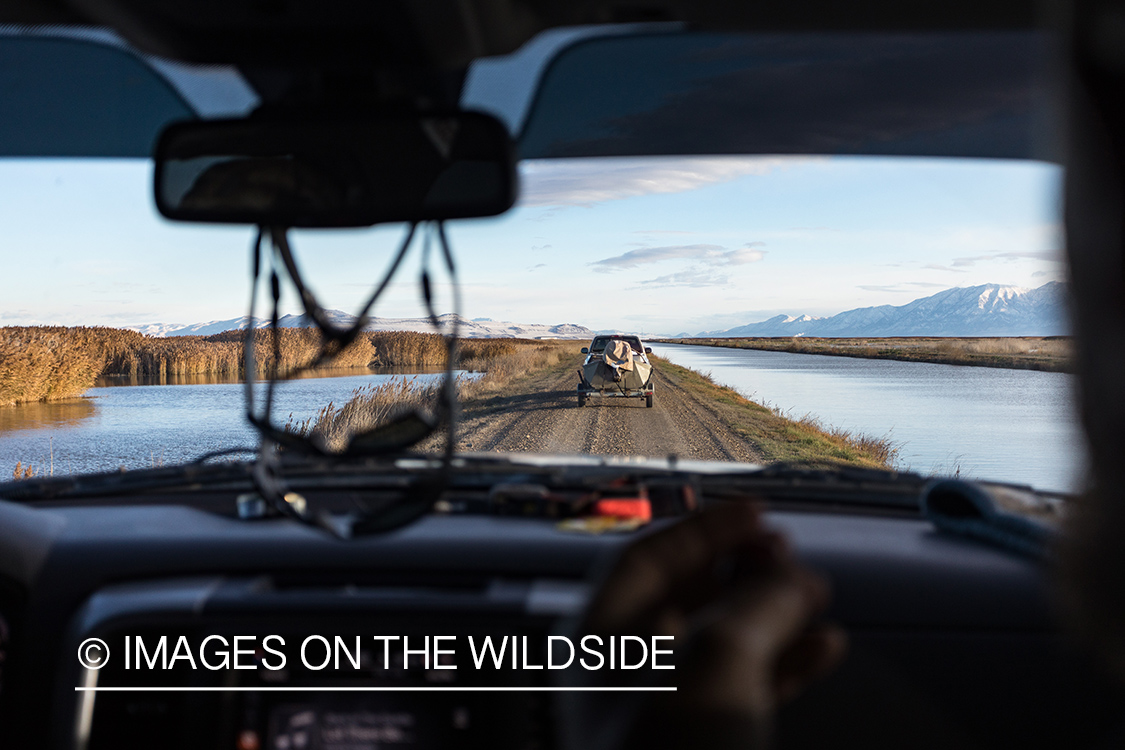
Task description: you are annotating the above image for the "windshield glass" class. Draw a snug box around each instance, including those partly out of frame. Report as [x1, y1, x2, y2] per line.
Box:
[0, 154, 1078, 491]
[0, 34, 1081, 496]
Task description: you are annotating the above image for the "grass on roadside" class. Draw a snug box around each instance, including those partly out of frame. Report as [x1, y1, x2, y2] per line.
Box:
[288, 376, 449, 452]
[294, 340, 579, 450]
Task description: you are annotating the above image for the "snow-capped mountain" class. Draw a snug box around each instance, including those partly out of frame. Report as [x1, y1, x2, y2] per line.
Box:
[130, 312, 594, 339]
[127, 322, 190, 337]
[697, 282, 1068, 338]
[149, 309, 360, 338]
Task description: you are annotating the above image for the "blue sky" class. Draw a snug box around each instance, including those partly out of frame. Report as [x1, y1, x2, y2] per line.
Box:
[0, 155, 1064, 334]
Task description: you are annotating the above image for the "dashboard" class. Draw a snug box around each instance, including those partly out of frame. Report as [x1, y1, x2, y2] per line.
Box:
[0, 498, 1123, 749]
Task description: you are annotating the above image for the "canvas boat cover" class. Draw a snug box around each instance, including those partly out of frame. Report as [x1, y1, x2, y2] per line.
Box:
[582, 338, 652, 391]
[604, 339, 635, 371]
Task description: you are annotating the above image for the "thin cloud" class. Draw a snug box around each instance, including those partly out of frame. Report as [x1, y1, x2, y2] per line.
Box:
[638, 269, 731, 288]
[952, 250, 1060, 267]
[592, 242, 766, 272]
[100, 309, 160, 320]
[722, 246, 768, 265]
[518, 157, 811, 208]
[530, 244, 552, 251]
[858, 282, 948, 293]
[923, 263, 967, 273]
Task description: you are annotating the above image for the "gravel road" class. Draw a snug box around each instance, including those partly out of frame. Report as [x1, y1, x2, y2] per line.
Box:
[453, 363, 764, 462]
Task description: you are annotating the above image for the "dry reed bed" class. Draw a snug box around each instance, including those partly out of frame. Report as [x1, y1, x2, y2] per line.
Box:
[0, 326, 140, 406]
[659, 336, 1073, 372]
[290, 377, 449, 452]
[0, 326, 532, 406]
[368, 331, 520, 368]
[110, 329, 373, 381]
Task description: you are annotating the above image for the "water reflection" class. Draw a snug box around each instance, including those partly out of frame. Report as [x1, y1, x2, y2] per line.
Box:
[93, 365, 448, 388]
[651, 343, 1085, 493]
[0, 370, 454, 476]
[0, 398, 96, 433]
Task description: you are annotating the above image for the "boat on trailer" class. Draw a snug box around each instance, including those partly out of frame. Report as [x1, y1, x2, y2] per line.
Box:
[577, 334, 655, 408]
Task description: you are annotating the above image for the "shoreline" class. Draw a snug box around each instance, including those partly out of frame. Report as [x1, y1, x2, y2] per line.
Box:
[651, 336, 1072, 373]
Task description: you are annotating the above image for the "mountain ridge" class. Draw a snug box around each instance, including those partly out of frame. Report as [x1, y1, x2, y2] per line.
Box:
[696, 282, 1067, 338]
[128, 312, 595, 340]
[125, 283, 1069, 341]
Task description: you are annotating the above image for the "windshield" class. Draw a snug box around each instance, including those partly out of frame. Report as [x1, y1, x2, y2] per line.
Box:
[589, 337, 644, 354]
[0, 33, 1081, 495]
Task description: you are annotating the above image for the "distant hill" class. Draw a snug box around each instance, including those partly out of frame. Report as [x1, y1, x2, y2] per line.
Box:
[129, 312, 595, 340]
[697, 282, 1068, 338]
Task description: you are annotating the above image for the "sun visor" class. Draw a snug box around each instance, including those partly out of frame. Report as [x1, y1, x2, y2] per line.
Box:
[517, 31, 1060, 163]
[0, 31, 256, 157]
[0, 34, 194, 157]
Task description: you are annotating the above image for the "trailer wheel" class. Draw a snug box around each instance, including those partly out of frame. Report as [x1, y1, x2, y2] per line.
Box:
[578, 392, 587, 407]
[645, 393, 654, 408]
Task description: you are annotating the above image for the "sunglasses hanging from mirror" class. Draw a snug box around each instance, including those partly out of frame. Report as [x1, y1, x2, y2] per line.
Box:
[240, 222, 462, 536]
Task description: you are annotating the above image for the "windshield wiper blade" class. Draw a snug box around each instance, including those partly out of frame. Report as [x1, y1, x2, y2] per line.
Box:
[748, 462, 919, 482]
[0, 461, 258, 501]
[0, 453, 932, 528]
[0, 455, 914, 502]
[697, 462, 930, 511]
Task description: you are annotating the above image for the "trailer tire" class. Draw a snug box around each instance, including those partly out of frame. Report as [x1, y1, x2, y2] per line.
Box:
[578, 392, 587, 407]
[645, 393, 654, 408]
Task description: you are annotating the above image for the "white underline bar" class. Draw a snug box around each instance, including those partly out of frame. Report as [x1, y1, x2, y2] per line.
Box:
[75, 686, 676, 692]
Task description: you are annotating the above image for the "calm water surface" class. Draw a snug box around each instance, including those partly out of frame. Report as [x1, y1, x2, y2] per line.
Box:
[0, 371, 452, 476]
[651, 343, 1086, 493]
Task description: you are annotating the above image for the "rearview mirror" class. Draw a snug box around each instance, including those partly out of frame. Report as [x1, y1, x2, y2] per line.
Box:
[154, 112, 517, 227]
[581, 347, 589, 354]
